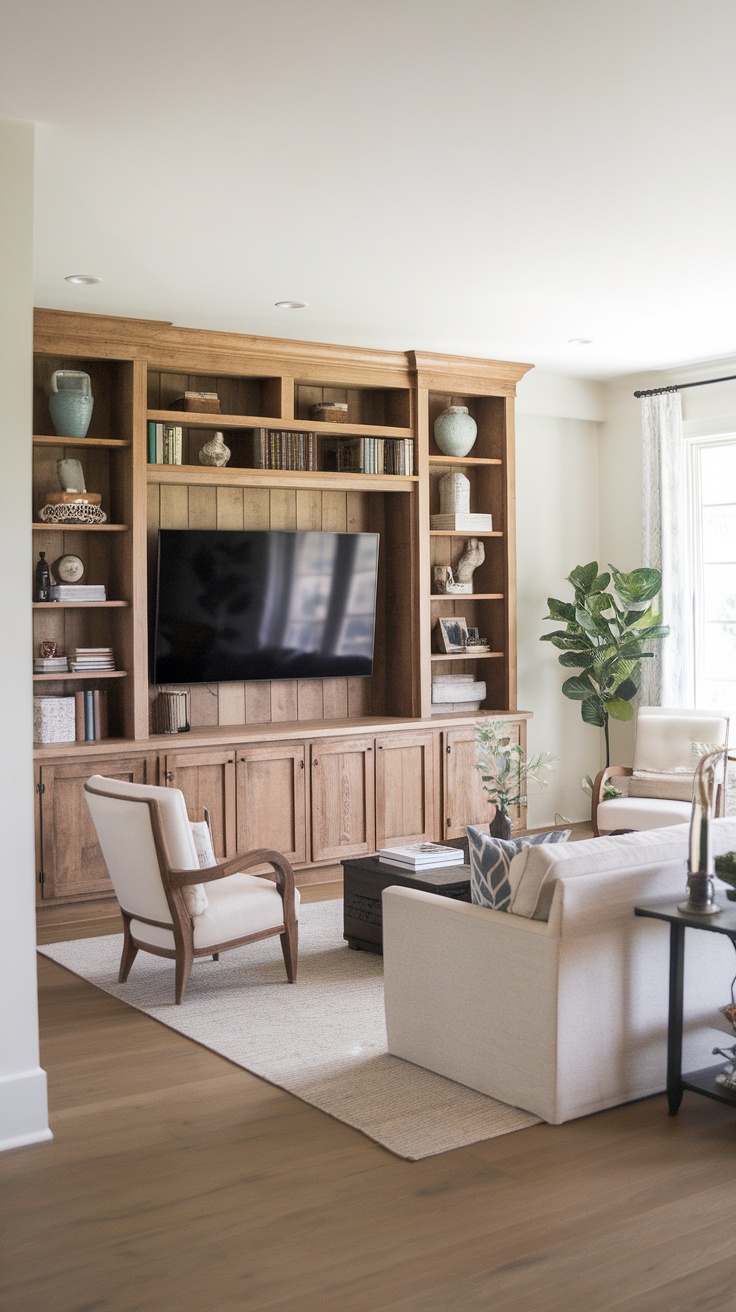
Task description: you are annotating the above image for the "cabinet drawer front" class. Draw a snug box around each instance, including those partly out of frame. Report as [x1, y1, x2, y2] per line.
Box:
[375, 731, 438, 848]
[39, 756, 148, 902]
[311, 737, 375, 862]
[236, 744, 307, 865]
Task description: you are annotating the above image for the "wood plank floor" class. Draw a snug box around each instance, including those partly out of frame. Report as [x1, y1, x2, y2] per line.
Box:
[4, 883, 736, 1311]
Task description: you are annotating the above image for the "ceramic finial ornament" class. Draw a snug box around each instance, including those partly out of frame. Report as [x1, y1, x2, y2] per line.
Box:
[198, 431, 231, 467]
[57, 458, 86, 493]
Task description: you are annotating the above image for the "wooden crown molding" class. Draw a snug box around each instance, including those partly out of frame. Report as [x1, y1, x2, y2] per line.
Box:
[408, 350, 534, 396]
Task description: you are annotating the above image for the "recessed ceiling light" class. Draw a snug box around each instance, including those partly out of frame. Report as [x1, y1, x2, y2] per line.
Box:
[65, 274, 102, 285]
[275, 300, 307, 309]
[568, 337, 593, 345]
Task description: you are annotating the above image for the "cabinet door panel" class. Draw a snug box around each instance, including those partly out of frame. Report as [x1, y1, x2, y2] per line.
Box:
[236, 743, 307, 865]
[443, 721, 525, 839]
[40, 755, 149, 902]
[311, 736, 375, 862]
[161, 750, 236, 857]
[375, 731, 439, 848]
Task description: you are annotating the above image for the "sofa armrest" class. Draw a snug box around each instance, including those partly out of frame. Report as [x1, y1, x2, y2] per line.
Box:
[382, 887, 561, 1121]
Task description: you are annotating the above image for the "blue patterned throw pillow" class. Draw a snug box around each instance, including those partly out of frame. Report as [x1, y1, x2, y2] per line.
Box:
[467, 825, 571, 911]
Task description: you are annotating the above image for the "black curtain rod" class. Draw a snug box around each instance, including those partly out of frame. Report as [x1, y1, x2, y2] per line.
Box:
[634, 373, 736, 398]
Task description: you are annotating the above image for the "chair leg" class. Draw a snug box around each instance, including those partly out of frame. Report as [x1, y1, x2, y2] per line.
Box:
[175, 946, 193, 1004]
[212, 952, 219, 961]
[280, 922, 298, 983]
[118, 916, 139, 983]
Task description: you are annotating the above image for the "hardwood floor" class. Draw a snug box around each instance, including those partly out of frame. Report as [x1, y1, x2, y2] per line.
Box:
[5, 877, 736, 1311]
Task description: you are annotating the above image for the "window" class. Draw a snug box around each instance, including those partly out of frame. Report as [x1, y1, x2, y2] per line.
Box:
[688, 434, 736, 721]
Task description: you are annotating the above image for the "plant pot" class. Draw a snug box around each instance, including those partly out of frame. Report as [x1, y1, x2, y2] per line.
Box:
[490, 809, 513, 840]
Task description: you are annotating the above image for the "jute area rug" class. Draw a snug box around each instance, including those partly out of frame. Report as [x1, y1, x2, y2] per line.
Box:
[39, 899, 539, 1160]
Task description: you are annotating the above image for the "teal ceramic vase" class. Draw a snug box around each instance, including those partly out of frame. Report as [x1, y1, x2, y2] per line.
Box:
[434, 404, 477, 457]
[49, 370, 94, 438]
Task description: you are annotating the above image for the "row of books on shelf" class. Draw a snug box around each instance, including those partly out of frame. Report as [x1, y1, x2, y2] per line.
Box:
[34, 647, 115, 674]
[148, 422, 183, 464]
[336, 437, 414, 475]
[251, 429, 319, 471]
[33, 690, 108, 744]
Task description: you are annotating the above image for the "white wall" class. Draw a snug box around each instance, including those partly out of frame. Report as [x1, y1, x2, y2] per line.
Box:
[0, 117, 51, 1152]
[515, 374, 605, 826]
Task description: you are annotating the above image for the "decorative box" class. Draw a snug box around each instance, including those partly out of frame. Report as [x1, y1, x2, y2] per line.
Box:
[33, 696, 76, 744]
[309, 402, 349, 423]
[170, 392, 221, 413]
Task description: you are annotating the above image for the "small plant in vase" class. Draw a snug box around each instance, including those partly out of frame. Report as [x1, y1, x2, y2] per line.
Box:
[474, 720, 557, 840]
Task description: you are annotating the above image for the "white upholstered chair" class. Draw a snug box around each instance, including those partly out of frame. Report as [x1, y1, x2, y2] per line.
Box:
[592, 707, 729, 836]
[84, 774, 299, 1003]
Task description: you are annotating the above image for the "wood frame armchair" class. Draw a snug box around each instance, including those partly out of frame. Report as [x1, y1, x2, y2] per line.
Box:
[85, 775, 298, 1003]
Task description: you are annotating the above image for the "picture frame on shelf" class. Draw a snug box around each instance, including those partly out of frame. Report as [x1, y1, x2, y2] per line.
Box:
[436, 616, 468, 653]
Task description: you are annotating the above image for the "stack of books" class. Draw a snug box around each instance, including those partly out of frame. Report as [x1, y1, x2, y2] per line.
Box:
[337, 437, 414, 475]
[148, 422, 183, 464]
[49, 583, 107, 602]
[34, 654, 69, 675]
[378, 842, 466, 870]
[74, 689, 108, 741]
[150, 689, 190, 734]
[68, 646, 115, 672]
[251, 429, 318, 471]
[430, 511, 493, 531]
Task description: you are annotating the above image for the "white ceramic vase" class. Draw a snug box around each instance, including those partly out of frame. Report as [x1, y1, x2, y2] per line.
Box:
[434, 405, 477, 457]
[198, 431, 231, 467]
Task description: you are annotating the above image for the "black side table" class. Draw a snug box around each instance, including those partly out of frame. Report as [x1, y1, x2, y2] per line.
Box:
[635, 900, 736, 1114]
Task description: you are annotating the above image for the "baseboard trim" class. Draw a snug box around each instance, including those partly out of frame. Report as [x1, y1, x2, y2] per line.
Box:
[0, 1067, 52, 1154]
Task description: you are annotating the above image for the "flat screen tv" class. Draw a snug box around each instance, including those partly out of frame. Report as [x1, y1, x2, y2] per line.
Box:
[153, 528, 379, 685]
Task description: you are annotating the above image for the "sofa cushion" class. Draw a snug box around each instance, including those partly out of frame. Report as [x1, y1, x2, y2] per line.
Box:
[467, 825, 571, 911]
[628, 770, 694, 802]
[597, 796, 692, 833]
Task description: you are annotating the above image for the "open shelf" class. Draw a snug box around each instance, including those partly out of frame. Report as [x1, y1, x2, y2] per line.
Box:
[431, 593, 504, 600]
[430, 529, 502, 538]
[32, 435, 130, 449]
[428, 455, 502, 466]
[147, 465, 417, 492]
[33, 670, 127, 682]
[147, 409, 413, 440]
[32, 522, 129, 532]
[431, 652, 504, 662]
[32, 600, 129, 610]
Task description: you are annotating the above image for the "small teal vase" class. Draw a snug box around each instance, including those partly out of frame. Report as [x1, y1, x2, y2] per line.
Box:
[49, 370, 94, 438]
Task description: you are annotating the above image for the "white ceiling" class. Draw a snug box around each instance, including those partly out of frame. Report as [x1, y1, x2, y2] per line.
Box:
[2, 0, 735, 380]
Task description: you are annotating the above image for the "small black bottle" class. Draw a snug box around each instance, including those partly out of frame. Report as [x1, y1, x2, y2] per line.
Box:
[34, 550, 51, 601]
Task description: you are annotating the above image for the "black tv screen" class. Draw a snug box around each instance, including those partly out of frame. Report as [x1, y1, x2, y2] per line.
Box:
[153, 529, 379, 684]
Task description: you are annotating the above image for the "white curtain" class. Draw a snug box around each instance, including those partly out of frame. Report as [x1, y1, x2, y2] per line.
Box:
[640, 390, 693, 706]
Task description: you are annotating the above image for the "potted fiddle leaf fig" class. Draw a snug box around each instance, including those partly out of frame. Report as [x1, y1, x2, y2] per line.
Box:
[474, 719, 557, 839]
[541, 561, 669, 767]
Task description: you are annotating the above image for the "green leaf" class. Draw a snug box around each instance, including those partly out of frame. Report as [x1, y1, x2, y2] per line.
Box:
[606, 698, 635, 722]
[545, 598, 576, 622]
[567, 561, 600, 596]
[581, 696, 606, 727]
[558, 650, 596, 668]
[636, 623, 670, 642]
[590, 572, 611, 594]
[562, 674, 595, 700]
[575, 608, 599, 634]
[614, 677, 639, 702]
[610, 565, 662, 605]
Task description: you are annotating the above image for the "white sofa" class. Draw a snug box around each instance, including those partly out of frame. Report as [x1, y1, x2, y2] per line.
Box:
[383, 819, 736, 1124]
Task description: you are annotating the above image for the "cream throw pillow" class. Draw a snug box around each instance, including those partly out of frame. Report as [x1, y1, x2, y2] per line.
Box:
[182, 820, 216, 916]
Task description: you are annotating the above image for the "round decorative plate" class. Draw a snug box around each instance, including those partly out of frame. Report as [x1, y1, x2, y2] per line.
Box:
[52, 553, 85, 583]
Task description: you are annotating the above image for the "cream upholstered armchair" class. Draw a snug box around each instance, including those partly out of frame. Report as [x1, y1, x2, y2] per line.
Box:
[84, 775, 299, 1003]
[592, 707, 729, 836]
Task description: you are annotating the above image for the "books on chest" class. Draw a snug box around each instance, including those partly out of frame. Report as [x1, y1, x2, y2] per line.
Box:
[378, 842, 465, 870]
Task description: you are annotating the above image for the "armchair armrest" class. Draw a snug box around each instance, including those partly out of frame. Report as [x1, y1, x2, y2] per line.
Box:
[591, 766, 632, 836]
[168, 848, 296, 904]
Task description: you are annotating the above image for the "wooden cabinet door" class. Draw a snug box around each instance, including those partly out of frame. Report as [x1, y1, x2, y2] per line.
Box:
[236, 743, 308, 865]
[161, 750, 236, 857]
[39, 755, 149, 902]
[310, 736, 375, 863]
[443, 720, 525, 839]
[375, 730, 439, 848]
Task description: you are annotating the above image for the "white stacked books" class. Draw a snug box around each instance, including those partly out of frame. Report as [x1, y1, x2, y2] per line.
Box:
[50, 584, 107, 602]
[68, 646, 115, 672]
[378, 842, 465, 870]
[431, 673, 485, 715]
[430, 512, 493, 531]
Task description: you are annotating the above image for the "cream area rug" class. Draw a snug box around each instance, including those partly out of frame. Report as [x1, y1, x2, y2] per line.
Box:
[39, 899, 539, 1160]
